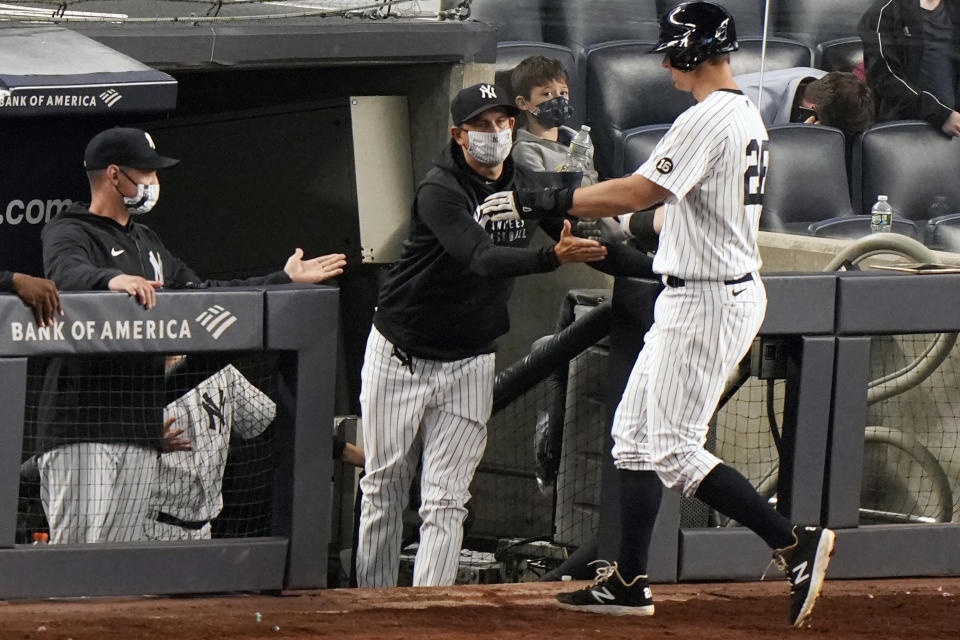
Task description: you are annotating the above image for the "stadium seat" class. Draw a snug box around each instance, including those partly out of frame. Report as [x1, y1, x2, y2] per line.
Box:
[760, 124, 856, 234]
[471, 0, 544, 42]
[851, 121, 960, 222]
[584, 41, 695, 179]
[808, 215, 920, 240]
[495, 42, 584, 128]
[542, 0, 659, 48]
[816, 37, 864, 73]
[621, 124, 671, 175]
[730, 37, 815, 76]
[925, 213, 960, 252]
[775, 0, 874, 46]
[657, 0, 768, 37]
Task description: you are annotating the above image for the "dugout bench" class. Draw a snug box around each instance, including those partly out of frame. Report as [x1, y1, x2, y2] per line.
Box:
[0, 285, 338, 598]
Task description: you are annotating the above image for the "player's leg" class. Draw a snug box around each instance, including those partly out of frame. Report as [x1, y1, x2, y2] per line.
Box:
[38, 442, 119, 543]
[104, 446, 158, 542]
[356, 327, 431, 587]
[611, 322, 664, 581]
[556, 324, 661, 614]
[412, 353, 494, 587]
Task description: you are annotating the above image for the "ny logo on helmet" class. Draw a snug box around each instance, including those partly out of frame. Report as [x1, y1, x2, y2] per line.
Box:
[480, 84, 497, 99]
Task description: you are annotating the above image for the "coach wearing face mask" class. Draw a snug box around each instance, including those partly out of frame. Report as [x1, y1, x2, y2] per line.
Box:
[42, 127, 346, 310]
[34, 127, 347, 546]
[354, 83, 653, 589]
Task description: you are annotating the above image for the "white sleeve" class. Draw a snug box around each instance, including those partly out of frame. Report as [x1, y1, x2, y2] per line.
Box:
[634, 114, 714, 201]
[224, 365, 277, 439]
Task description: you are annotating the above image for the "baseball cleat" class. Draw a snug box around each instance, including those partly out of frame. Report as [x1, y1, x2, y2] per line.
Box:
[555, 561, 654, 616]
[773, 525, 836, 628]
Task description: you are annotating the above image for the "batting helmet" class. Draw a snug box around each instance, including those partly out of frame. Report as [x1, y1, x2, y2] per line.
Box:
[649, 1, 738, 72]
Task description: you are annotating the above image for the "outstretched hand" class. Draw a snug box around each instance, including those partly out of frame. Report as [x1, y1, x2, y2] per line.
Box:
[284, 249, 347, 283]
[11, 273, 62, 327]
[554, 219, 607, 264]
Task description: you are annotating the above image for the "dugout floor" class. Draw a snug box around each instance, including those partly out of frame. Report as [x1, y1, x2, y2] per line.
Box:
[0, 578, 956, 639]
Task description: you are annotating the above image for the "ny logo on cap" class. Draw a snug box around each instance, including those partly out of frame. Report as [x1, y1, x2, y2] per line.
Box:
[480, 84, 497, 99]
[144, 131, 157, 149]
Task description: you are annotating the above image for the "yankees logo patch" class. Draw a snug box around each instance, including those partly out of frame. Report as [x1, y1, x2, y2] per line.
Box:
[479, 84, 497, 99]
[656, 157, 674, 174]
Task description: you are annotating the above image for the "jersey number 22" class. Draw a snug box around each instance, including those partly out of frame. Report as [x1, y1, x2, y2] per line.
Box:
[744, 140, 769, 206]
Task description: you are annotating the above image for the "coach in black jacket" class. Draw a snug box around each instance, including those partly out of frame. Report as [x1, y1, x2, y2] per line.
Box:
[859, 0, 960, 136]
[42, 127, 346, 307]
[35, 127, 346, 544]
[356, 83, 654, 589]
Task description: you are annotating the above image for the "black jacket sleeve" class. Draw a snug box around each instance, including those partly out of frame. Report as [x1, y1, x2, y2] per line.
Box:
[417, 183, 560, 279]
[42, 221, 123, 290]
[0, 271, 14, 292]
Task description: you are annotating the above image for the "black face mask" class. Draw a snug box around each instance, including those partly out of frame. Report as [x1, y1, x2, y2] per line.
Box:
[531, 96, 575, 128]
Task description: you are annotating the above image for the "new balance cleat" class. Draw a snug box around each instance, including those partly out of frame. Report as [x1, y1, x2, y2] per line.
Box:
[555, 562, 654, 616]
[773, 526, 836, 628]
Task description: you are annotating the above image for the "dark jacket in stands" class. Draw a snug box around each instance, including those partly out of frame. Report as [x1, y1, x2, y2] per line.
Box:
[859, 0, 960, 128]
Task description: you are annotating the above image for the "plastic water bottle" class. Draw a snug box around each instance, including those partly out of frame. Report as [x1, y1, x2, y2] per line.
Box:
[870, 195, 892, 233]
[561, 125, 593, 172]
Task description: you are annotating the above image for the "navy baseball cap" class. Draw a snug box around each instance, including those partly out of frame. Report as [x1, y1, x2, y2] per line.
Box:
[84, 127, 180, 171]
[451, 83, 518, 125]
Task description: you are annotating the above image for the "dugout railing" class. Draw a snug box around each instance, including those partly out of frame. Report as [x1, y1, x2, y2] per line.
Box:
[0, 285, 338, 598]
[827, 271, 960, 578]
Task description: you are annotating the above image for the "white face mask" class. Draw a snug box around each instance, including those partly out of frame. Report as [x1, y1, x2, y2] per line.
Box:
[123, 182, 160, 215]
[117, 170, 160, 215]
[465, 129, 512, 167]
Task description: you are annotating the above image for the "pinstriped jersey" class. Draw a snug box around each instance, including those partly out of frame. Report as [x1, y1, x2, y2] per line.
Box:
[635, 89, 768, 280]
[155, 365, 276, 523]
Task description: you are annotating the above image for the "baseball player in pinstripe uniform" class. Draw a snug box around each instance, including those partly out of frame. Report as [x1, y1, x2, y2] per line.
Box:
[144, 362, 276, 541]
[355, 84, 655, 588]
[483, 2, 836, 628]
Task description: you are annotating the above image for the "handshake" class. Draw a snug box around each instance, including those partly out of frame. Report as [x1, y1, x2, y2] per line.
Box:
[477, 188, 576, 222]
[478, 189, 628, 245]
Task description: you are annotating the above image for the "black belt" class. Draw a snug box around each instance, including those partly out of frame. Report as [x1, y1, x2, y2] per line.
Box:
[663, 273, 754, 288]
[155, 511, 209, 531]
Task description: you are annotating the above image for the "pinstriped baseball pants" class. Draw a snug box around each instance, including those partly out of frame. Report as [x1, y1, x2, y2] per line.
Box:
[356, 327, 494, 588]
[38, 442, 157, 543]
[612, 276, 767, 496]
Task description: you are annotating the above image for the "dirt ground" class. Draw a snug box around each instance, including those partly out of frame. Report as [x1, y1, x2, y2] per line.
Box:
[0, 578, 957, 640]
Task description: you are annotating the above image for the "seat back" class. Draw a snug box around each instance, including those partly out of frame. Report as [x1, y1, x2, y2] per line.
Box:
[471, 0, 544, 42]
[729, 37, 815, 76]
[852, 121, 960, 219]
[621, 124, 672, 176]
[584, 41, 695, 178]
[815, 37, 864, 73]
[543, 0, 659, 48]
[656, 0, 767, 38]
[762, 124, 855, 232]
[495, 42, 585, 128]
[775, 0, 874, 46]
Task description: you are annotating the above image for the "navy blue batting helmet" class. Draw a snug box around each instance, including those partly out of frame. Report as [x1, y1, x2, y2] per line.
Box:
[650, 2, 738, 72]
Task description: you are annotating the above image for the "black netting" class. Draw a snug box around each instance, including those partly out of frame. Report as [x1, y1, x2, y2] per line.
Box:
[862, 333, 959, 525]
[18, 352, 279, 544]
